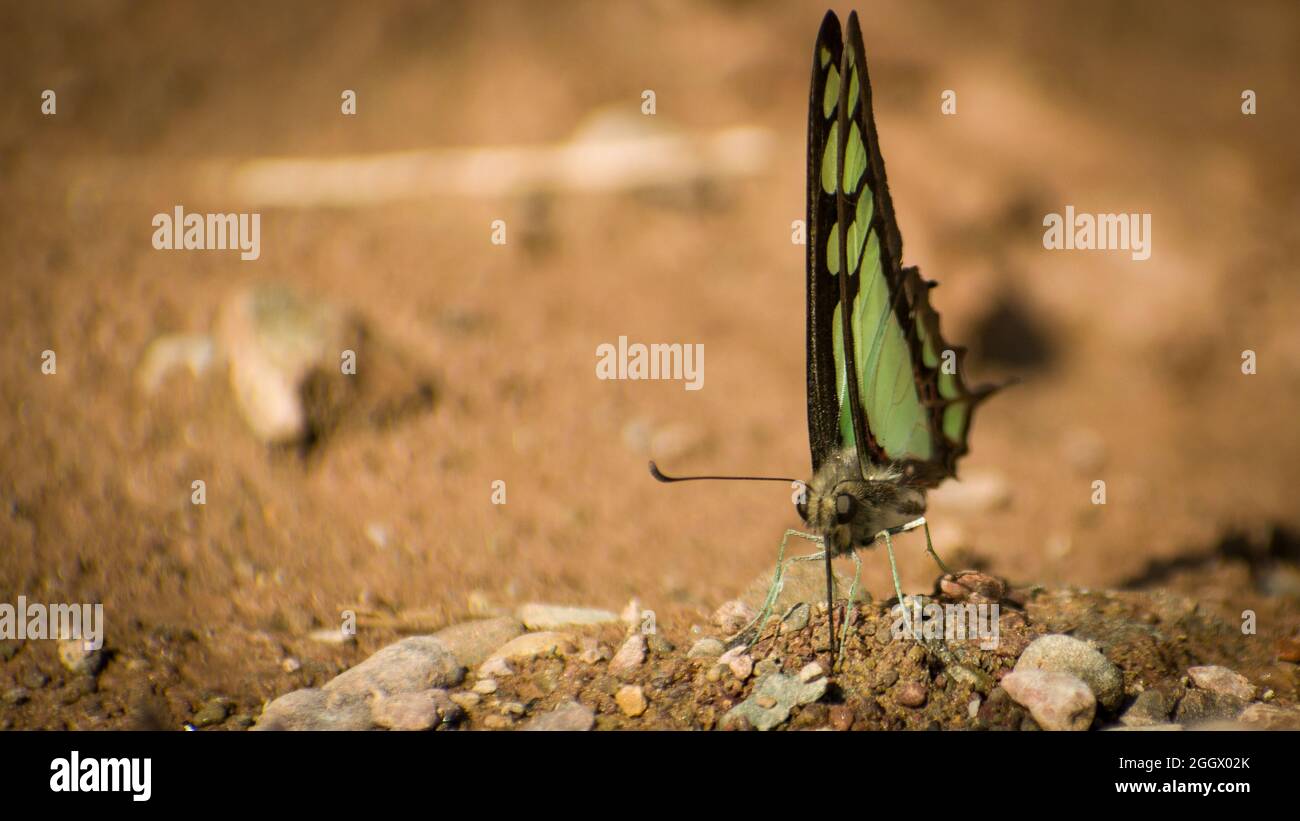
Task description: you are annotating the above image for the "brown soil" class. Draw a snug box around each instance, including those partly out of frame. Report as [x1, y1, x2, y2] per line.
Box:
[1, 0, 1298, 729]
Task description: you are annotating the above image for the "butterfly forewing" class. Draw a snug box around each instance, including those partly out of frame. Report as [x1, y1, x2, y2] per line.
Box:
[805, 11, 846, 475]
[807, 11, 1000, 487]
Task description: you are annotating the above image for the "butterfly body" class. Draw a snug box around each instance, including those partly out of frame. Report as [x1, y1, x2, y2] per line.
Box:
[797, 447, 925, 558]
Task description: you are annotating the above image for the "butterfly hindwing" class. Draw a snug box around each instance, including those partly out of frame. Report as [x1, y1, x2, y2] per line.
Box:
[807, 11, 1000, 487]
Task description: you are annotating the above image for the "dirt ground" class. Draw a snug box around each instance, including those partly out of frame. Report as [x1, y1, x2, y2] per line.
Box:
[2, 0, 1299, 729]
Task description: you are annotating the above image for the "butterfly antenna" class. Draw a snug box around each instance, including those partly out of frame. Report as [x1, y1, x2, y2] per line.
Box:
[648, 461, 797, 484]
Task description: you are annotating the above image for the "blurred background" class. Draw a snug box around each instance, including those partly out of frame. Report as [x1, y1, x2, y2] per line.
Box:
[2, 0, 1298, 724]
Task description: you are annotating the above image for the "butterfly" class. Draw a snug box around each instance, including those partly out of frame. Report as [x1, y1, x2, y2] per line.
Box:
[652, 9, 1003, 666]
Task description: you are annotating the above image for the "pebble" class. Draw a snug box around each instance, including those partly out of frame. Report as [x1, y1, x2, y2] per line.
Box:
[252, 688, 373, 731]
[483, 714, 513, 730]
[828, 705, 855, 731]
[450, 692, 481, 710]
[721, 672, 828, 731]
[1119, 689, 1173, 727]
[895, 681, 928, 708]
[281, 657, 302, 673]
[325, 636, 465, 702]
[520, 700, 594, 731]
[718, 646, 753, 681]
[473, 678, 498, 695]
[1187, 665, 1256, 701]
[1175, 690, 1245, 725]
[479, 656, 515, 678]
[687, 638, 725, 659]
[432, 617, 524, 668]
[1000, 670, 1096, 731]
[798, 662, 825, 683]
[780, 603, 811, 633]
[517, 604, 619, 631]
[1014, 634, 1124, 711]
[483, 632, 575, 666]
[609, 634, 647, 677]
[713, 600, 756, 635]
[616, 685, 647, 717]
[192, 698, 232, 728]
[938, 572, 1006, 602]
[1237, 703, 1300, 730]
[57, 640, 105, 677]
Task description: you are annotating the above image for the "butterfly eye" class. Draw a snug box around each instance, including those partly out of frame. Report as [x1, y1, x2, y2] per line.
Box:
[835, 493, 855, 523]
[795, 497, 809, 521]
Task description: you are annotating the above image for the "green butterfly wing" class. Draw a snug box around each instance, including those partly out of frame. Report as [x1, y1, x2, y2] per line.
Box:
[806, 10, 999, 487]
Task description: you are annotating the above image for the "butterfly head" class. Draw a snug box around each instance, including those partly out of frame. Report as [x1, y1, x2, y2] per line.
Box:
[795, 448, 926, 556]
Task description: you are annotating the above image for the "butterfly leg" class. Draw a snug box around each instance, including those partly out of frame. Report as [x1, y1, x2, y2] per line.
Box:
[729, 529, 823, 650]
[877, 523, 994, 691]
[878, 527, 917, 639]
[834, 548, 863, 667]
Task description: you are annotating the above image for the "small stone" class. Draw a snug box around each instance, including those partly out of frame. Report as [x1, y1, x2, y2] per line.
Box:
[473, 678, 498, 695]
[1014, 634, 1123, 711]
[1237, 703, 1300, 730]
[449, 692, 481, 710]
[721, 673, 827, 731]
[500, 701, 525, 716]
[281, 657, 302, 673]
[688, 638, 725, 659]
[1187, 665, 1256, 701]
[325, 636, 464, 702]
[705, 666, 722, 683]
[1001, 670, 1096, 731]
[192, 698, 232, 728]
[478, 656, 515, 678]
[609, 634, 647, 677]
[780, 603, 811, 633]
[432, 617, 525, 668]
[521, 700, 594, 731]
[483, 714, 512, 730]
[484, 632, 575, 666]
[939, 572, 1006, 602]
[798, 662, 825, 683]
[719, 646, 753, 681]
[967, 697, 981, 719]
[372, 691, 456, 731]
[57, 640, 105, 677]
[517, 604, 618, 631]
[253, 688, 373, 731]
[616, 685, 647, 717]
[713, 599, 756, 634]
[895, 681, 928, 708]
[646, 633, 675, 655]
[754, 657, 782, 678]
[1175, 690, 1245, 725]
[828, 705, 854, 731]
[1120, 689, 1173, 727]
